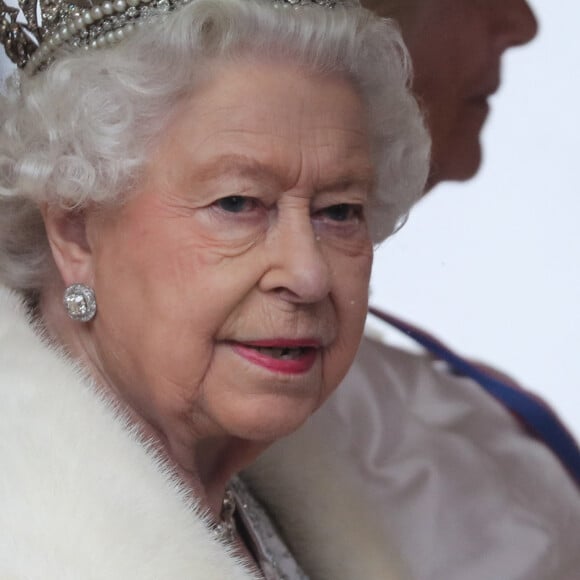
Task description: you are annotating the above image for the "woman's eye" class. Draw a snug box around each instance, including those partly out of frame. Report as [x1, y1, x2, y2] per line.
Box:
[317, 204, 363, 222]
[214, 196, 256, 213]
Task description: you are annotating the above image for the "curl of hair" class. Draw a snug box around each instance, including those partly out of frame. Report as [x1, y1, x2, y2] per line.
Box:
[0, 0, 430, 294]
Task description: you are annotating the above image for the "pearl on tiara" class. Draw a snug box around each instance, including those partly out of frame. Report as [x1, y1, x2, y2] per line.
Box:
[0, 0, 343, 74]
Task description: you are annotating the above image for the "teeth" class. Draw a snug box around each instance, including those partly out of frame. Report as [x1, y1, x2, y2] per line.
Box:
[256, 347, 305, 360]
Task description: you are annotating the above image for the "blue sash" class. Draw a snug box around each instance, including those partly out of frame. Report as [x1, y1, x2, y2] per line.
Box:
[369, 307, 580, 488]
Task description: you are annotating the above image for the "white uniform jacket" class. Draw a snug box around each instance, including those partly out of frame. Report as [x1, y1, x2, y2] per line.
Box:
[249, 334, 580, 580]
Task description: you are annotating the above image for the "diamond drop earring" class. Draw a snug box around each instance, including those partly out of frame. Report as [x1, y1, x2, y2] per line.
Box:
[63, 284, 97, 322]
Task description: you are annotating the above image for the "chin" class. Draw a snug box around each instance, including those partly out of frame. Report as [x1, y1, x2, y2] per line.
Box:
[218, 394, 320, 443]
[430, 139, 483, 187]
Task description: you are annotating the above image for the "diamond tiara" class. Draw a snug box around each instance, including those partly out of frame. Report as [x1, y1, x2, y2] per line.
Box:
[0, 0, 339, 74]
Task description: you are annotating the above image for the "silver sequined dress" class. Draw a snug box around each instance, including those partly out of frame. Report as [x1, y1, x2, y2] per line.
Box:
[230, 478, 310, 580]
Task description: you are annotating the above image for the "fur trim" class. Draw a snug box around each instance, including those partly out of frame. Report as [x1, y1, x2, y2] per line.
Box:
[0, 286, 257, 579]
[244, 429, 410, 580]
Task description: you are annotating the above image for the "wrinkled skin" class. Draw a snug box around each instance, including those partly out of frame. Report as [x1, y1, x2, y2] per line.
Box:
[43, 60, 374, 511]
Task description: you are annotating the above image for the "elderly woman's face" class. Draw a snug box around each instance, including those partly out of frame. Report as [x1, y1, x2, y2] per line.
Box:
[81, 60, 373, 446]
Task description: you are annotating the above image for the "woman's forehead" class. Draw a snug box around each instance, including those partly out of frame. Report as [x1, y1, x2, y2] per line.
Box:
[146, 59, 373, 191]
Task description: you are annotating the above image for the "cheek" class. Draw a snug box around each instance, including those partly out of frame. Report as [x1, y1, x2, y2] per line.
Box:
[341, 253, 372, 345]
[330, 240, 373, 309]
[90, 216, 220, 367]
[323, 247, 372, 395]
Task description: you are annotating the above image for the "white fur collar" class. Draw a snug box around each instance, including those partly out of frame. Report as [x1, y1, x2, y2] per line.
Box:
[0, 285, 406, 579]
[0, 286, 257, 579]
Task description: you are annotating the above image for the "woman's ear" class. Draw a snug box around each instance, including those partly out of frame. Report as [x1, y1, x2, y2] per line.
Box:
[41, 203, 94, 287]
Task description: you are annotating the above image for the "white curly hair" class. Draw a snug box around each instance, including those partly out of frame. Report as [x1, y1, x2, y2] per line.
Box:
[0, 0, 430, 295]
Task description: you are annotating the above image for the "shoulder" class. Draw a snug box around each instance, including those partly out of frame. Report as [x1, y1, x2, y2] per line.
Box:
[284, 329, 580, 580]
[0, 285, 256, 580]
[323, 333, 470, 432]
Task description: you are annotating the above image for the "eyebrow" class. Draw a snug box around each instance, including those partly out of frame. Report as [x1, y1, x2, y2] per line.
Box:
[315, 173, 375, 196]
[193, 153, 374, 194]
[193, 154, 283, 186]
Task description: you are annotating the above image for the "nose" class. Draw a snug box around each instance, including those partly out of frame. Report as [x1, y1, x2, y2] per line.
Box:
[493, 0, 539, 51]
[260, 217, 331, 305]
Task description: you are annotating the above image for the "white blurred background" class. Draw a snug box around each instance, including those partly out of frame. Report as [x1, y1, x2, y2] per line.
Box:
[371, 0, 580, 437]
[1, 1, 578, 436]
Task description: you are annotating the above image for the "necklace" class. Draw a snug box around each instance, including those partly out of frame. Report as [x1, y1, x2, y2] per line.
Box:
[212, 486, 237, 542]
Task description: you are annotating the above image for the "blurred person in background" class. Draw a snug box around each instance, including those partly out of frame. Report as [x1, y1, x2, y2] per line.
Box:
[246, 2, 580, 579]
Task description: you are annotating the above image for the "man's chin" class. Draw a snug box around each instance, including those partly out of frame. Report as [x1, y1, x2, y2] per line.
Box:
[426, 142, 483, 191]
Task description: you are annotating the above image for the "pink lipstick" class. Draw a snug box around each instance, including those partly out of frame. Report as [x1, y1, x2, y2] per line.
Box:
[231, 339, 320, 374]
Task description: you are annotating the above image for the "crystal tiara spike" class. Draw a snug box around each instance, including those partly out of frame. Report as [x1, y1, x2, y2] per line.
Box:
[0, 0, 340, 74]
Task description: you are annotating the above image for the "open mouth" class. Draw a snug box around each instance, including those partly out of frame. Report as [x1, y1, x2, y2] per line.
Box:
[230, 342, 319, 374]
[467, 95, 490, 109]
[251, 346, 314, 360]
